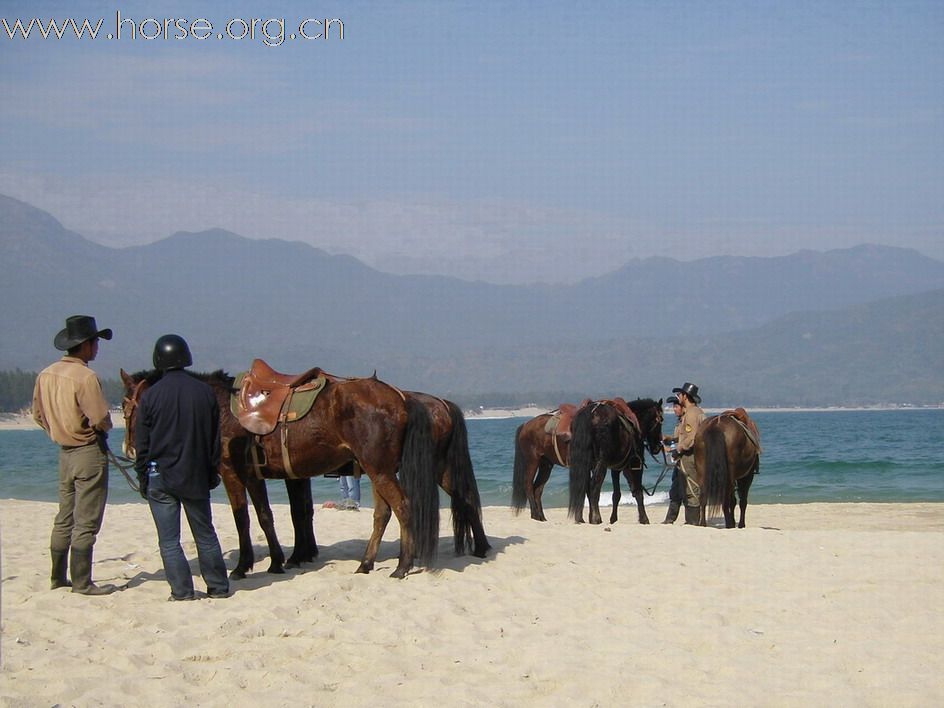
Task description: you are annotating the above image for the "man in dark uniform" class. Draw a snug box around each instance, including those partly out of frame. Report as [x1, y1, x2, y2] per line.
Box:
[661, 395, 684, 524]
[32, 315, 118, 595]
[135, 334, 229, 601]
[672, 382, 706, 525]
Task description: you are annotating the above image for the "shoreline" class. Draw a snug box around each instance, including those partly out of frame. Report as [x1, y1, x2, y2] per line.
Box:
[1, 500, 942, 705]
[464, 404, 944, 419]
[1, 405, 940, 430]
[0, 410, 126, 431]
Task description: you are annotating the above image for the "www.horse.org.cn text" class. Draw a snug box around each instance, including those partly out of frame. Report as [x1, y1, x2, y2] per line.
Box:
[1, 12, 344, 47]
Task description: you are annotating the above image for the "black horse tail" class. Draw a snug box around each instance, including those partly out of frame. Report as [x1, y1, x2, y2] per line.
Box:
[399, 396, 440, 567]
[568, 406, 595, 519]
[700, 423, 729, 520]
[510, 423, 529, 514]
[444, 401, 488, 556]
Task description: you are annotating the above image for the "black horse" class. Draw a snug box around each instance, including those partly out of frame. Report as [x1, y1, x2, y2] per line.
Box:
[567, 398, 664, 525]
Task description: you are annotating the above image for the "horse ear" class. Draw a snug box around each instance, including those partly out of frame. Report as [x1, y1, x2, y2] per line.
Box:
[659, 397, 663, 405]
[120, 368, 132, 386]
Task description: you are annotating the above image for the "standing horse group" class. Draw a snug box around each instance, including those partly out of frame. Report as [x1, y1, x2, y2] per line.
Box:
[121, 363, 762, 587]
[120, 364, 490, 580]
[512, 397, 760, 529]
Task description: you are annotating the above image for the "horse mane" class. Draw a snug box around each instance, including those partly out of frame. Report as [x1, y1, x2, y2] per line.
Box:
[130, 369, 163, 385]
[129, 368, 234, 388]
[195, 369, 235, 388]
[627, 397, 660, 422]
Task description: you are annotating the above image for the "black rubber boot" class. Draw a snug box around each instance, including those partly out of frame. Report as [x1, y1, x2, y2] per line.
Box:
[50, 548, 71, 589]
[70, 547, 118, 596]
[684, 505, 701, 526]
[662, 501, 681, 524]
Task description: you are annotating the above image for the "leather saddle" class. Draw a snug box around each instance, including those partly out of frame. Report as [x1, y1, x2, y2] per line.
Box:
[720, 407, 761, 452]
[237, 359, 327, 436]
[600, 397, 641, 435]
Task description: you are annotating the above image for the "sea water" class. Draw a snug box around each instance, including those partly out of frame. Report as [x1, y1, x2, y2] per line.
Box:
[1, 410, 941, 508]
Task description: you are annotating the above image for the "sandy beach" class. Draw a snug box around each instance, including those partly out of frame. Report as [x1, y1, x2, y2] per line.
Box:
[1, 500, 942, 706]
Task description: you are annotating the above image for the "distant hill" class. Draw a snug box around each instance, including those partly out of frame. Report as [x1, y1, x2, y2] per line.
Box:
[395, 288, 944, 407]
[2, 193, 943, 405]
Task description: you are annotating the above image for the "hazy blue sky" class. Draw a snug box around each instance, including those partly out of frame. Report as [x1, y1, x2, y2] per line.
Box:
[1, 1, 942, 283]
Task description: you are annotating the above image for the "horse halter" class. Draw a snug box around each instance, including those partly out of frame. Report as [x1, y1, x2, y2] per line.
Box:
[644, 406, 664, 457]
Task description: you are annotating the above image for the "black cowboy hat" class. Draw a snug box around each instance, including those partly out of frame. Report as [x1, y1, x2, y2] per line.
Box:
[671, 382, 701, 404]
[54, 315, 113, 351]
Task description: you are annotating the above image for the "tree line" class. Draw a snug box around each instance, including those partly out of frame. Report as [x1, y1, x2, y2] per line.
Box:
[0, 369, 126, 412]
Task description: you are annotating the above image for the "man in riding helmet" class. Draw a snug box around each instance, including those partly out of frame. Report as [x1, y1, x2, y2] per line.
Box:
[671, 382, 705, 525]
[32, 315, 118, 595]
[135, 334, 229, 601]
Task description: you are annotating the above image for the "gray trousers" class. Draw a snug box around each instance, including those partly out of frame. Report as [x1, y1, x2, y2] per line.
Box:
[51, 443, 109, 551]
[678, 454, 702, 508]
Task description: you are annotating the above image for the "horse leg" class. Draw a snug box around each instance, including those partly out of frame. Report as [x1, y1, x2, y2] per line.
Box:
[243, 473, 286, 574]
[220, 465, 254, 580]
[532, 460, 553, 522]
[438, 469, 491, 559]
[736, 473, 755, 529]
[609, 469, 621, 524]
[285, 478, 318, 567]
[588, 462, 607, 525]
[723, 490, 737, 529]
[627, 465, 650, 525]
[357, 488, 393, 574]
[369, 472, 416, 579]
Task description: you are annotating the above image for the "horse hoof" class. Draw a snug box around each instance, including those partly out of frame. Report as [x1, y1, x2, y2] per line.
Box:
[284, 560, 300, 569]
[389, 567, 410, 579]
[266, 565, 286, 575]
[229, 569, 247, 580]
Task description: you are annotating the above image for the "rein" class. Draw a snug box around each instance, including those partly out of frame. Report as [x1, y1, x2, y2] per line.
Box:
[637, 407, 672, 497]
[106, 444, 141, 493]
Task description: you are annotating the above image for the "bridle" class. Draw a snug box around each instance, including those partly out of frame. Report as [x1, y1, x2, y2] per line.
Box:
[120, 379, 148, 459]
[638, 402, 674, 496]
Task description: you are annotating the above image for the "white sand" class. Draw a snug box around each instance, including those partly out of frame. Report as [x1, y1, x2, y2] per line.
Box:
[1, 500, 942, 705]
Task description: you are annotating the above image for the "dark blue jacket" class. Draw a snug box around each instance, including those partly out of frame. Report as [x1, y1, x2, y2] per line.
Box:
[134, 370, 220, 499]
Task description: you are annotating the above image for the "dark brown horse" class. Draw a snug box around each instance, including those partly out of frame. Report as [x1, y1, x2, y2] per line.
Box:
[405, 392, 490, 558]
[510, 410, 580, 522]
[121, 368, 440, 579]
[693, 410, 760, 528]
[567, 398, 664, 525]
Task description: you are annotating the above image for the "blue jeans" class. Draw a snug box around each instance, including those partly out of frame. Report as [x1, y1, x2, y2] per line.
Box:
[147, 471, 229, 599]
[339, 475, 361, 504]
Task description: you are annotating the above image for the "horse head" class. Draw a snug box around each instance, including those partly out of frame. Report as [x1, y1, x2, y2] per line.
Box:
[630, 397, 664, 458]
[118, 368, 159, 459]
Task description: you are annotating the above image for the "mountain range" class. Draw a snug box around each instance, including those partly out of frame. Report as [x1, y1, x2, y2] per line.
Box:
[2, 193, 942, 406]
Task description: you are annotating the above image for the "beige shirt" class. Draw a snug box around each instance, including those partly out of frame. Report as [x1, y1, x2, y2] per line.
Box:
[677, 404, 705, 453]
[32, 356, 112, 447]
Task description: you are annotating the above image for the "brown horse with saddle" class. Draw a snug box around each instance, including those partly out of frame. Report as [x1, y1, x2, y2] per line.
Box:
[121, 360, 445, 579]
[693, 408, 761, 528]
[511, 400, 590, 521]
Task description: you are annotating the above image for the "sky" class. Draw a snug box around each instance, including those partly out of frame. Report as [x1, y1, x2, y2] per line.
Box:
[1, 0, 942, 284]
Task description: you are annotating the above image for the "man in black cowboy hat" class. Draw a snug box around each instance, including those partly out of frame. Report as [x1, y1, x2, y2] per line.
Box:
[32, 315, 118, 595]
[670, 382, 705, 525]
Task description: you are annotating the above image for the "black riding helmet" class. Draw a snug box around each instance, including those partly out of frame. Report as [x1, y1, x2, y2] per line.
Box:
[153, 334, 192, 371]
